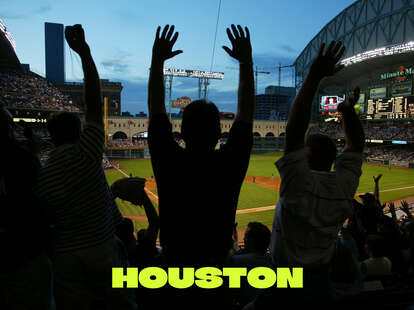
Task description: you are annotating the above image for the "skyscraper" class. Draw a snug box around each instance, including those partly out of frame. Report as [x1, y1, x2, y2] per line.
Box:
[254, 86, 296, 120]
[45, 22, 65, 83]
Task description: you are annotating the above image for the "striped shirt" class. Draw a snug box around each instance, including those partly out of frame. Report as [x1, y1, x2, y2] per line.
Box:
[35, 124, 123, 253]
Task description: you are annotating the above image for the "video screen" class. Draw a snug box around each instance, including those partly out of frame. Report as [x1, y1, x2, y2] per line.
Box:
[320, 95, 345, 111]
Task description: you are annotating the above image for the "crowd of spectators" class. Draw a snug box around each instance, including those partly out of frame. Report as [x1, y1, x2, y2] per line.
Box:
[365, 146, 414, 162]
[0, 68, 80, 112]
[107, 139, 147, 148]
[102, 154, 113, 169]
[310, 121, 414, 142]
[2, 23, 414, 310]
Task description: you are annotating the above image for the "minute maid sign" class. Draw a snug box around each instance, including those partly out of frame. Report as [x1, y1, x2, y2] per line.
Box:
[381, 66, 414, 81]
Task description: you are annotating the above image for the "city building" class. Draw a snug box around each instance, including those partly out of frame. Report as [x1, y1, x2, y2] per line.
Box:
[45, 22, 65, 84]
[55, 79, 123, 116]
[254, 86, 295, 120]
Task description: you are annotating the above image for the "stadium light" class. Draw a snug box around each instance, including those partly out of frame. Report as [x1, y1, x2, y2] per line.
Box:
[0, 18, 16, 51]
[340, 41, 414, 66]
[163, 68, 224, 80]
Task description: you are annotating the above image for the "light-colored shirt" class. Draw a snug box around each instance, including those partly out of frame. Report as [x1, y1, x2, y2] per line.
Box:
[35, 124, 123, 253]
[270, 148, 363, 266]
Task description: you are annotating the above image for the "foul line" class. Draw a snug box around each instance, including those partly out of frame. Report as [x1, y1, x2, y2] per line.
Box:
[236, 185, 414, 215]
[356, 185, 414, 195]
[112, 165, 159, 204]
[112, 163, 414, 216]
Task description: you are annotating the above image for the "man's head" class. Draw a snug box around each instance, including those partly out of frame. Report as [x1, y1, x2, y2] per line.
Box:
[181, 100, 221, 152]
[244, 222, 271, 254]
[305, 133, 337, 171]
[47, 112, 81, 146]
[0, 107, 14, 143]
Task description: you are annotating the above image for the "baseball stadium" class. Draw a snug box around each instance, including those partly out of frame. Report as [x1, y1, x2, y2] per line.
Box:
[106, 0, 414, 235]
[1, 1, 414, 235]
[2, 0, 414, 308]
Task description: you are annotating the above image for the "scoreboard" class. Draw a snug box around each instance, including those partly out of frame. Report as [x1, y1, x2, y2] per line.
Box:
[366, 96, 414, 119]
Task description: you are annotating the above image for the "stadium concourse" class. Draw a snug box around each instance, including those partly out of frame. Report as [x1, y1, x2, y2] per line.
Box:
[2, 1, 414, 310]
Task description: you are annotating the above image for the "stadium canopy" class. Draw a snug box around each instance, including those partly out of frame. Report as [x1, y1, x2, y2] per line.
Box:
[0, 19, 20, 68]
[295, 0, 414, 90]
[0, 20, 20, 69]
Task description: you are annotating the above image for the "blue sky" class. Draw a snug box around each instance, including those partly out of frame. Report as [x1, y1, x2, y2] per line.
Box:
[1, 0, 354, 114]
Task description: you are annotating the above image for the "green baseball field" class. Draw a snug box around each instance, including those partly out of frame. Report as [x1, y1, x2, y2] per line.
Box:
[105, 153, 414, 232]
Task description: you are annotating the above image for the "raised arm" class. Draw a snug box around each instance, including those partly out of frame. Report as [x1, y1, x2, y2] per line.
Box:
[337, 88, 365, 153]
[373, 174, 382, 202]
[285, 41, 345, 154]
[223, 25, 254, 123]
[148, 25, 182, 119]
[65, 25, 102, 126]
[400, 200, 413, 220]
[141, 193, 160, 246]
[388, 202, 397, 222]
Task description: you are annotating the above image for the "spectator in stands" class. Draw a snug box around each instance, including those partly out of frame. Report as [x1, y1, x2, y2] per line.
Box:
[231, 222, 272, 308]
[34, 25, 133, 310]
[147, 24, 254, 308]
[233, 222, 271, 258]
[135, 193, 160, 267]
[148, 24, 254, 263]
[359, 192, 381, 234]
[0, 107, 53, 309]
[360, 235, 392, 278]
[0, 68, 79, 112]
[110, 176, 160, 267]
[253, 41, 365, 308]
[330, 235, 363, 300]
[377, 213, 405, 274]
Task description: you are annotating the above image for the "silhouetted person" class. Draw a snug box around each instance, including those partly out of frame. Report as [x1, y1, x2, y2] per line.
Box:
[34, 25, 132, 310]
[148, 24, 254, 266]
[147, 24, 254, 309]
[231, 222, 272, 308]
[253, 41, 365, 309]
[0, 107, 52, 309]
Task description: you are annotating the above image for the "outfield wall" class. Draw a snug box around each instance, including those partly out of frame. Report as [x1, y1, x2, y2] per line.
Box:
[366, 158, 413, 168]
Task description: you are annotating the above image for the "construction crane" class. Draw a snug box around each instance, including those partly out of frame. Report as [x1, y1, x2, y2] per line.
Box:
[226, 66, 271, 95]
[277, 63, 295, 90]
[254, 66, 271, 96]
[275, 63, 295, 102]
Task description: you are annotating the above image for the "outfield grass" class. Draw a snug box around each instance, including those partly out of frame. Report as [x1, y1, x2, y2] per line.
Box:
[105, 154, 414, 230]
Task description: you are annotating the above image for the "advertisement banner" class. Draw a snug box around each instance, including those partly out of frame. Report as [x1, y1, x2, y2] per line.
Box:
[171, 96, 192, 110]
[370, 87, 387, 99]
[392, 81, 412, 96]
[391, 160, 409, 167]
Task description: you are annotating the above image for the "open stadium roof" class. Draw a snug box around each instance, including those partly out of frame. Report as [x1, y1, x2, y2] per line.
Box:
[0, 19, 20, 69]
[295, 0, 414, 86]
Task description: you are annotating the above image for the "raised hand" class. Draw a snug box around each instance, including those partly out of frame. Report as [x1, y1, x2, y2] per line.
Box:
[400, 200, 412, 218]
[152, 25, 183, 63]
[388, 202, 397, 219]
[222, 24, 252, 64]
[111, 177, 147, 206]
[337, 87, 360, 113]
[310, 41, 345, 79]
[373, 174, 382, 183]
[65, 24, 89, 55]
